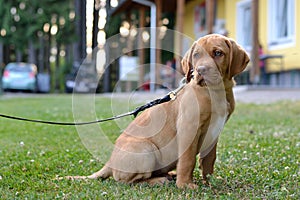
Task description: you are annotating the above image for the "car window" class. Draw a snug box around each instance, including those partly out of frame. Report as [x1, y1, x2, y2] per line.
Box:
[7, 65, 32, 72]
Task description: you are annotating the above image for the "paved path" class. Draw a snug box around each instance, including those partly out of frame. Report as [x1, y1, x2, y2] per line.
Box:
[102, 86, 300, 104]
[233, 86, 300, 104]
[2, 86, 300, 104]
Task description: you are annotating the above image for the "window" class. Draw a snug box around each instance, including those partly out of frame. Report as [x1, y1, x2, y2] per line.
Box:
[268, 0, 295, 49]
[194, 2, 207, 38]
[236, 0, 252, 51]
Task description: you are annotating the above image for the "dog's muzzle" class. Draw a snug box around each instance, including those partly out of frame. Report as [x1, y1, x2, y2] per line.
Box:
[196, 66, 207, 87]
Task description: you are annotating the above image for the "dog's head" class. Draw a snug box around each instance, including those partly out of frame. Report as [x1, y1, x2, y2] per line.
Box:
[181, 34, 249, 86]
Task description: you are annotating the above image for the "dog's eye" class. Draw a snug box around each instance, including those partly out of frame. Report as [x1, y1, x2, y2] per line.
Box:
[193, 52, 200, 59]
[214, 50, 224, 57]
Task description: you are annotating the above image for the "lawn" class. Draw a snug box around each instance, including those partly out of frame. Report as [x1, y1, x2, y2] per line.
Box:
[0, 94, 299, 199]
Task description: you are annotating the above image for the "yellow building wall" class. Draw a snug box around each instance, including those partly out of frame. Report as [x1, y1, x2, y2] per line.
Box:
[223, 0, 238, 39]
[264, 0, 300, 71]
[224, 0, 269, 46]
[217, 0, 225, 18]
[183, 0, 226, 40]
[183, 0, 202, 39]
[184, 0, 300, 72]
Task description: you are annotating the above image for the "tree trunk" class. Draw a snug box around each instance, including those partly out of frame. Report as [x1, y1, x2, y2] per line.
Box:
[74, 0, 87, 63]
[55, 43, 61, 92]
[138, 7, 146, 88]
[250, 0, 260, 84]
[16, 50, 22, 62]
[38, 35, 45, 73]
[175, 0, 185, 85]
[73, 0, 82, 63]
[0, 42, 3, 67]
[206, 0, 215, 34]
[28, 39, 37, 65]
[92, 3, 99, 49]
[155, 0, 162, 86]
[45, 34, 51, 90]
[103, 43, 110, 92]
[66, 44, 72, 65]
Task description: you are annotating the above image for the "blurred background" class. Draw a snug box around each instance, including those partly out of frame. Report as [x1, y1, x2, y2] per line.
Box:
[0, 0, 299, 94]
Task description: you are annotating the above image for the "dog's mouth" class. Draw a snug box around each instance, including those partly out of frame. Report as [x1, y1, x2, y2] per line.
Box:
[198, 75, 207, 87]
[191, 69, 206, 87]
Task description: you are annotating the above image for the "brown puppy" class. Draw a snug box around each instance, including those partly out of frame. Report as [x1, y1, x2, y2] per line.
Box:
[67, 34, 249, 189]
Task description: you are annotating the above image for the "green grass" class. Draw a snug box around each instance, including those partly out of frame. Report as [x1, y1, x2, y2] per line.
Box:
[0, 95, 299, 199]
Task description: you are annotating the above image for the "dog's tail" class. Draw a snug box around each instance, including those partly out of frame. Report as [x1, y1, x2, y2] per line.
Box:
[87, 166, 112, 179]
[60, 165, 112, 181]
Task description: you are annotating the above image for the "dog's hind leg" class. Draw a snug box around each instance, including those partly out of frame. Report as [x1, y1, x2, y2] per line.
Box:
[142, 177, 171, 186]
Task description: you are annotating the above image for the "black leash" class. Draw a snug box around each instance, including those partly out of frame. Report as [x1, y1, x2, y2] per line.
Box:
[0, 112, 133, 126]
[0, 86, 185, 126]
[0, 79, 186, 126]
[0, 93, 172, 126]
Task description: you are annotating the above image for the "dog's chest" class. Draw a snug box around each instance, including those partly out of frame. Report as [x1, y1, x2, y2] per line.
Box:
[199, 92, 228, 158]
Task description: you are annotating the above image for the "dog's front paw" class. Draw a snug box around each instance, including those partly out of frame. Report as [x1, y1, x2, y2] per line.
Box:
[202, 179, 210, 185]
[176, 181, 198, 189]
[202, 173, 212, 185]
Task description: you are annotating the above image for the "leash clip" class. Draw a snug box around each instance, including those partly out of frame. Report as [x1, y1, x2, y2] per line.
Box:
[168, 77, 186, 101]
[169, 91, 177, 100]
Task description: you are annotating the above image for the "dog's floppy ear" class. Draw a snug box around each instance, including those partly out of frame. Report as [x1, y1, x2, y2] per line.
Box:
[181, 42, 197, 83]
[226, 39, 250, 80]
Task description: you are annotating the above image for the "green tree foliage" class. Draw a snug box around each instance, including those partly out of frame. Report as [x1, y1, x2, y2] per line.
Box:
[0, 0, 76, 53]
[0, 0, 78, 92]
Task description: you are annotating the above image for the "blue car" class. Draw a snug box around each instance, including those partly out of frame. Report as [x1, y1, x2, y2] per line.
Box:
[2, 62, 38, 92]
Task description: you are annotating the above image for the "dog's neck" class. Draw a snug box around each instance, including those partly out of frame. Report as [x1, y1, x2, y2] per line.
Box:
[191, 77, 234, 91]
[184, 78, 235, 119]
[223, 78, 235, 89]
[223, 78, 236, 117]
[198, 78, 236, 117]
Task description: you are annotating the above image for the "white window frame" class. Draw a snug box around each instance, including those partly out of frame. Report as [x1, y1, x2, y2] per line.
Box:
[268, 0, 296, 50]
[236, 0, 253, 52]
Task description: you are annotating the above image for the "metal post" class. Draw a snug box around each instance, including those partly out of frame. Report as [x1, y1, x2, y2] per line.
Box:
[132, 0, 156, 92]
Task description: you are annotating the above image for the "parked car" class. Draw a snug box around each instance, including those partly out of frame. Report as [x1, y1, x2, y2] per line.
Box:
[65, 66, 99, 93]
[1, 62, 38, 92]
